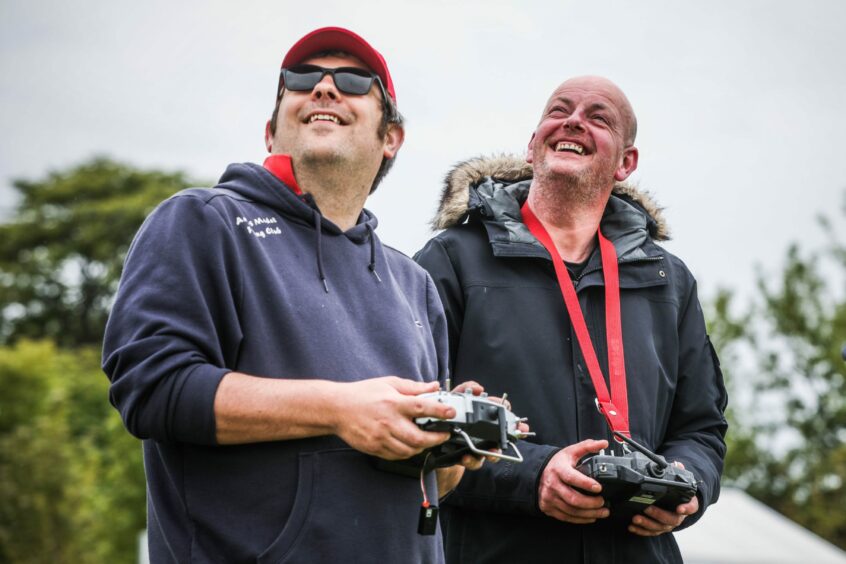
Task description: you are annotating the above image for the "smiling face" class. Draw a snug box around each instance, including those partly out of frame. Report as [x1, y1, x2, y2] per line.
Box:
[527, 76, 638, 193]
[265, 53, 402, 179]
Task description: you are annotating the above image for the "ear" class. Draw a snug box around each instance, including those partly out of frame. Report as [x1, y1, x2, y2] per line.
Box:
[264, 120, 274, 153]
[614, 146, 639, 182]
[382, 124, 405, 159]
[526, 133, 536, 164]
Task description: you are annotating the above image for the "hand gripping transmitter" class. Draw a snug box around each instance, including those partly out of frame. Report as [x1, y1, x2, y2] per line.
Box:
[576, 432, 698, 521]
[375, 389, 532, 477]
[413, 389, 532, 470]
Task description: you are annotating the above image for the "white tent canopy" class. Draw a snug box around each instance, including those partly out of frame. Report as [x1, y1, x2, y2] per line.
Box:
[676, 487, 846, 563]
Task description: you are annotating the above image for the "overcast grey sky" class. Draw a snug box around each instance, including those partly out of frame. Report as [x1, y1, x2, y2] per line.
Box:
[2, 0, 844, 302]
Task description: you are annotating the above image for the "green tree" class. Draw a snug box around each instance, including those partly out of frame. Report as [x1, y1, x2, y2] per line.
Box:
[0, 340, 146, 564]
[704, 289, 769, 488]
[707, 197, 846, 549]
[0, 158, 201, 562]
[0, 158, 194, 346]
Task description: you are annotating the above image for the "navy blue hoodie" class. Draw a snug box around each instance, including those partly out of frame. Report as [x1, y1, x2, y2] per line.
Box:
[103, 162, 448, 563]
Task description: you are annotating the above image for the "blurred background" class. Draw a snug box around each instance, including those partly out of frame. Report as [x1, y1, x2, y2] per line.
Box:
[1, 1, 844, 561]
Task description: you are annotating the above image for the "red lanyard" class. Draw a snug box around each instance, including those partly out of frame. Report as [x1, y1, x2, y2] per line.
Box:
[521, 201, 630, 437]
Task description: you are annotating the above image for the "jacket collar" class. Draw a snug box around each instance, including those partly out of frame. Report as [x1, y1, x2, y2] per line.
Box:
[432, 154, 670, 262]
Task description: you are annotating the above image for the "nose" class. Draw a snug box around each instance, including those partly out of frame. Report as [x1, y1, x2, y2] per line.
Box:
[311, 73, 339, 102]
[562, 110, 585, 132]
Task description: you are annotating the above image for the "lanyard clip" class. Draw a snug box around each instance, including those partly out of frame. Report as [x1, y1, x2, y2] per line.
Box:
[595, 398, 630, 441]
[594, 397, 619, 417]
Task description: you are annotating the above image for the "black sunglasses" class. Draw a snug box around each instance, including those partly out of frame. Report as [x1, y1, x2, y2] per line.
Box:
[278, 64, 388, 102]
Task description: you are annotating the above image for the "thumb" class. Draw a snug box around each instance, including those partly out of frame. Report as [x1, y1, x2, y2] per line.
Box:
[567, 438, 609, 460]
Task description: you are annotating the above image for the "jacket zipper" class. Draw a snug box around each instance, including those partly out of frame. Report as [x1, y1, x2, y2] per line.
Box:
[574, 254, 664, 285]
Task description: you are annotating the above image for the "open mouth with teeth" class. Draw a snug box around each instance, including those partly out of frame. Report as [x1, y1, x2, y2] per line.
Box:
[555, 141, 585, 155]
[308, 113, 341, 125]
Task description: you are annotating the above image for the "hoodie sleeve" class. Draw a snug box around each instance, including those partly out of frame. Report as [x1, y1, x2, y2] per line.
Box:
[103, 192, 244, 445]
[415, 236, 559, 515]
[657, 274, 728, 529]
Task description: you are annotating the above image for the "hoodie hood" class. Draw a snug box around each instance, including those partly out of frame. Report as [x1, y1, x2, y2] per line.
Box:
[217, 162, 379, 243]
[216, 162, 382, 291]
[432, 154, 670, 244]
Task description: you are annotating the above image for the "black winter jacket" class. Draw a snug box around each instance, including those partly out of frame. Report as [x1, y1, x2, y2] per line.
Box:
[415, 156, 728, 564]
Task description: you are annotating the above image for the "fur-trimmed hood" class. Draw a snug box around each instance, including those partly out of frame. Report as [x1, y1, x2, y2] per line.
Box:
[431, 154, 670, 242]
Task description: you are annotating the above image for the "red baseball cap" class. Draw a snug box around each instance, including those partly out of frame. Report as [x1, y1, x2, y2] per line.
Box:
[281, 27, 397, 104]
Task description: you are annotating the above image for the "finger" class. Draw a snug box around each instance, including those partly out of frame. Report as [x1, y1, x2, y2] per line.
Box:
[565, 438, 610, 460]
[643, 506, 684, 527]
[402, 395, 456, 420]
[629, 514, 675, 536]
[542, 480, 606, 511]
[631, 514, 667, 532]
[539, 496, 602, 523]
[517, 421, 531, 434]
[628, 523, 668, 537]
[435, 465, 465, 497]
[452, 380, 484, 395]
[553, 501, 609, 520]
[460, 454, 484, 470]
[676, 495, 700, 515]
[485, 450, 502, 464]
[388, 417, 451, 450]
[375, 435, 427, 460]
[406, 429, 452, 451]
[388, 377, 441, 396]
[644, 506, 687, 528]
[542, 506, 600, 525]
[540, 495, 609, 522]
[552, 462, 603, 495]
[486, 395, 511, 411]
[565, 472, 602, 495]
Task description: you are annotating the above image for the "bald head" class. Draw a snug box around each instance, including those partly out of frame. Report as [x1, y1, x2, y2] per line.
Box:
[527, 74, 640, 198]
[543, 76, 637, 146]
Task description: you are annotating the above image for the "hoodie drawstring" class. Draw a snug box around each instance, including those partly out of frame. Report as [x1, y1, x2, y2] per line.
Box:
[312, 209, 329, 293]
[366, 223, 382, 283]
[308, 197, 381, 291]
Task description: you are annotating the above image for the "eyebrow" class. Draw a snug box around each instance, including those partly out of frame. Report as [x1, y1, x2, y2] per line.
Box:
[549, 97, 614, 114]
[549, 96, 572, 108]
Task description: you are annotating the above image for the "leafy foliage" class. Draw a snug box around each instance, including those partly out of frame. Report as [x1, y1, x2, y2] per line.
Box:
[704, 289, 767, 487]
[0, 158, 193, 346]
[0, 158, 200, 562]
[708, 197, 846, 549]
[0, 340, 146, 564]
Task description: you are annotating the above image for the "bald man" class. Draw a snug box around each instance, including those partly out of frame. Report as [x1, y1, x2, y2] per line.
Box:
[415, 76, 728, 563]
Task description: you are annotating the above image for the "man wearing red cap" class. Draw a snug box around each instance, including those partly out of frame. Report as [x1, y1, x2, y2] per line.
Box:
[104, 27, 471, 563]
